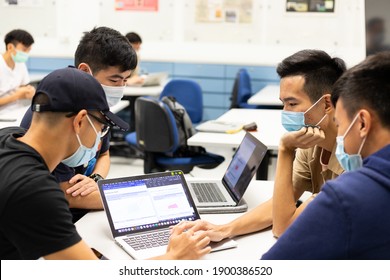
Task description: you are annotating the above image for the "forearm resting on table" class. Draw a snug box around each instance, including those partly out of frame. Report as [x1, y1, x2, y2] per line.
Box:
[223, 199, 273, 238]
[60, 181, 103, 209]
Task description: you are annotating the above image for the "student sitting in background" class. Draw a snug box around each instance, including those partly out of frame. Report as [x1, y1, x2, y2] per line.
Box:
[182, 49, 346, 239]
[20, 26, 136, 223]
[0, 67, 210, 260]
[125, 31, 145, 86]
[0, 29, 35, 112]
[262, 51, 390, 259]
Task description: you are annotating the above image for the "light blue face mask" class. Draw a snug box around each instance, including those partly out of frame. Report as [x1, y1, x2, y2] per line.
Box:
[281, 96, 327, 132]
[335, 114, 366, 172]
[62, 115, 101, 168]
[12, 50, 29, 63]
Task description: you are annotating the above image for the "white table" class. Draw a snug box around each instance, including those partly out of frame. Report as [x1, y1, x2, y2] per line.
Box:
[0, 103, 30, 129]
[110, 100, 129, 114]
[248, 84, 282, 107]
[123, 85, 164, 97]
[75, 180, 277, 260]
[122, 85, 164, 131]
[189, 108, 284, 150]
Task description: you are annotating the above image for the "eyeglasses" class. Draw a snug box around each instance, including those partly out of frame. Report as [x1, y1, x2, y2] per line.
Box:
[65, 111, 111, 138]
[87, 113, 111, 138]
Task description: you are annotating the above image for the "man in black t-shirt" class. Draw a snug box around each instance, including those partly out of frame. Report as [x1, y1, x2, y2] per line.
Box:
[20, 27, 137, 222]
[0, 67, 211, 260]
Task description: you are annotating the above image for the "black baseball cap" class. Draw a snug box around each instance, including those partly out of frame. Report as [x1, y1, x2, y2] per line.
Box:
[31, 67, 129, 131]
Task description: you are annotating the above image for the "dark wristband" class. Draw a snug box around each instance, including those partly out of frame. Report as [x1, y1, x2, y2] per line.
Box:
[89, 173, 104, 182]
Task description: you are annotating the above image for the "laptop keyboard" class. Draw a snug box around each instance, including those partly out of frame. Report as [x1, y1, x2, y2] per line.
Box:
[124, 231, 170, 251]
[191, 182, 227, 202]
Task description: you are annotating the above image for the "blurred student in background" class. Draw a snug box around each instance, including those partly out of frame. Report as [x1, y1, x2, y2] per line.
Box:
[125, 31, 145, 85]
[0, 29, 35, 112]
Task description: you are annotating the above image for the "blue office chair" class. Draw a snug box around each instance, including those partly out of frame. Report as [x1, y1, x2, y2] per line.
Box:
[126, 97, 224, 174]
[230, 68, 261, 109]
[159, 79, 203, 124]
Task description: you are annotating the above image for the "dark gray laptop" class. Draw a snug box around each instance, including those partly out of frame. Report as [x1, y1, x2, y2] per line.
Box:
[188, 132, 268, 213]
[98, 171, 237, 259]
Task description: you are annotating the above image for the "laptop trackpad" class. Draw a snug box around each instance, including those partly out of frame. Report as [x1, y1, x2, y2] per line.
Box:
[210, 238, 238, 252]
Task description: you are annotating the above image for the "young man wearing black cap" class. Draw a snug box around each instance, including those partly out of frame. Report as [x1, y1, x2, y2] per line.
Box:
[0, 67, 210, 260]
[20, 26, 137, 222]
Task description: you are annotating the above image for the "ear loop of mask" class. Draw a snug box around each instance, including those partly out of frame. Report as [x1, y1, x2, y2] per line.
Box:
[75, 115, 99, 146]
[343, 113, 367, 154]
[304, 95, 327, 128]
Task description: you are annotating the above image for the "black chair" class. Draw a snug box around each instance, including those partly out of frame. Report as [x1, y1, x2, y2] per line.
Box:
[127, 97, 224, 174]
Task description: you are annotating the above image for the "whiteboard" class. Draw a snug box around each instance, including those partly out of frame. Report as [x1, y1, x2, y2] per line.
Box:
[0, 0, 57, 39]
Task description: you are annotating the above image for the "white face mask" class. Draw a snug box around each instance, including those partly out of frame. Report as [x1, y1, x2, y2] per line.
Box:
[101, 84, 125, 107]
[84, 65, 125, 107]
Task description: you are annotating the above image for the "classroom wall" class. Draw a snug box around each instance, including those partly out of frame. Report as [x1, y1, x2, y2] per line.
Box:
[0, 0, 366, 68]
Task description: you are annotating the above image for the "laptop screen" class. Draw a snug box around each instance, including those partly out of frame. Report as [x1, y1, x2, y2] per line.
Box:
[98, 171, 199, 237]
[222, 133, 268, 201]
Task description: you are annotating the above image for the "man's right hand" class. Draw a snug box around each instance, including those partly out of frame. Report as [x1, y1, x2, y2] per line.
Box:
[177, 220, 227, 242]
[163, 222, 211, 260]
[280, 126, 325, 151]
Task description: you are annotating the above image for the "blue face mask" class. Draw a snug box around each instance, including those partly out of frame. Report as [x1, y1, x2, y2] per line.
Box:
[335, 114, 366, 172]
[62, 115, 101, 168]
[12, 50, 29, 63]
[281, 96, 327, 132]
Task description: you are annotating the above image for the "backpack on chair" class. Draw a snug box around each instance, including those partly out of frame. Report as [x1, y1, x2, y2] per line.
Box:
[161, 96, 205, 157]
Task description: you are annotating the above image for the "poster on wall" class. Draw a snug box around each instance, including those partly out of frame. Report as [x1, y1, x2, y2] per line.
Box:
[115, 0, 158, 11]
[195, 0, 253, 24]
[3, 0, 43, 6]
[286, 0, 335, 13]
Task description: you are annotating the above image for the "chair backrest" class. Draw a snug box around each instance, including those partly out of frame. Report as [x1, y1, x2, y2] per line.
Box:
[159, 79, 203, 124]
[135, 97, 179, 153]
[230, 68, 253, 108]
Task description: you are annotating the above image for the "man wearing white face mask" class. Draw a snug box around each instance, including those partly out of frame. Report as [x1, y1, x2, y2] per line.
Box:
[262, 51, 390, 259]
[181, 50, 347, 242]
[20, 27, 136, 222]
[0, 29, 35, 112]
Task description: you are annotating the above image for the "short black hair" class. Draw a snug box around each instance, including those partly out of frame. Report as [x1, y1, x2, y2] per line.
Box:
[332, 51, 390, 128]
[125, 32, 142, 44]
[277, 49, 346, 102]
[74, 26, 137, 73]
[4, 29, 34, 48]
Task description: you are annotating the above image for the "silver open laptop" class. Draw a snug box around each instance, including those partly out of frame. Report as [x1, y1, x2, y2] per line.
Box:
[139, 72, 168, 87]
[188, 132, 268, 214]
[98, 170, 237, 260]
